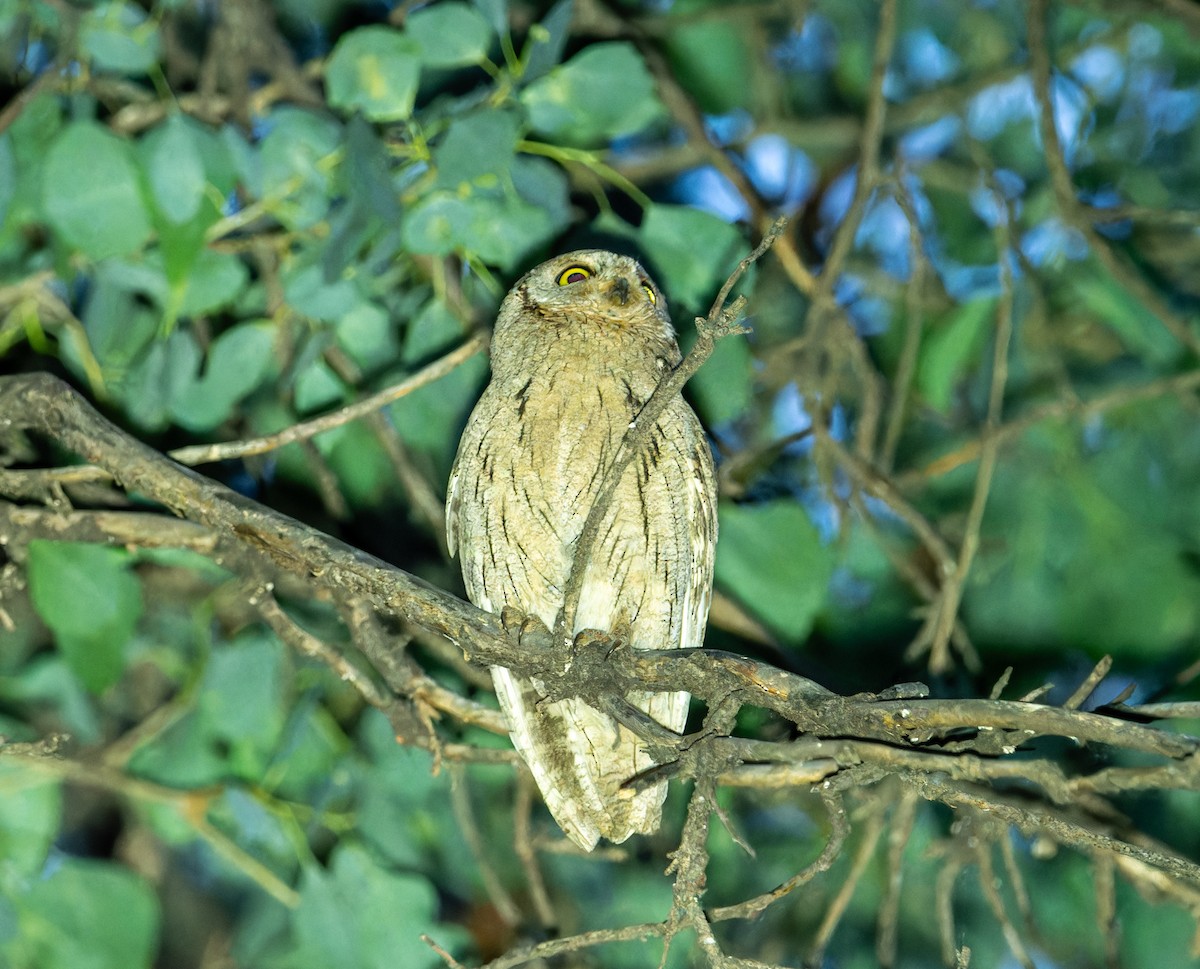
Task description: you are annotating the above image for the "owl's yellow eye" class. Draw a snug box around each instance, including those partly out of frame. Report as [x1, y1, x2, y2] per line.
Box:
[641, 283, 656, 304]
[557, 266, 591, 286]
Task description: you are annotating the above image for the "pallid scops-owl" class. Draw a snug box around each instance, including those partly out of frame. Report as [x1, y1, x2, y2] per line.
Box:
[446, 250, 717, 851]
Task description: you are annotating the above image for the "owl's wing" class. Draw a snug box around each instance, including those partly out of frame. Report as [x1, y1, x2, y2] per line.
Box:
[681, 432, 718, 652]
[630, 426, 716, 818]
[445, 454, 462, 559]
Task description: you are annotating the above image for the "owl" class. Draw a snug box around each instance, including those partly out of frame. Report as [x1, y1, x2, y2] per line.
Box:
[445, 250, 718, 851]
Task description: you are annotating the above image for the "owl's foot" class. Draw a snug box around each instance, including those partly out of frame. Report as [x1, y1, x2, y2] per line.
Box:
[571, 628, 624, 658]
[499, 606, 550, 646]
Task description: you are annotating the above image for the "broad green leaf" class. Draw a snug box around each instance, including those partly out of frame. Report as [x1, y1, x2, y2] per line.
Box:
[404, 157, 568, 268]
[14, 860, 158, 969]
[521, 42, 664, 146]
[1067, 262, 1183, 366]
[26, 542, 142, 692]
[407, 2, 492, 67]
[401, 193, 472, 257]
[260, 108, 341, 229]
[471, 0, 507, 35]
[195, 632, 285, 779]
[388, 350, 486, 473]
[327, 422, 395, 507]
[294, 358, 347, 414]
[142, 114, 207, 223]
[461, 192, 562, 269]
[521, 0, 573, 81]
[79, 0, 160, 74]
[638, 204, 747, 310]
[291, 843, 466, 969]
[685, 329, 753, 426]
[966, 424, 1200, 658]
[916, 296, 995, 413]
[433, 110, 521, 191]
[402, 300, 461, 364]
[326, 27, 421, 121]
[356, 713, 443, 867]
[336, 300, 399, 371]
[0, 657, 103, 743]
[79, 267, 160, 372]
[118, 327, 202, 431]
[714, 501, 833, 644]
[0, 764, 61, 880]
[176, 248, 250, 316]
[265, 700, 349, 802]
[42, 122, 151, 260]
[170, 320, 275, 431]
[664, 15, 754, 113]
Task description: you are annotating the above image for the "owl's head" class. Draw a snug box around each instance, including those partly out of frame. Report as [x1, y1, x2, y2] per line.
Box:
[492, 249, 677, 367]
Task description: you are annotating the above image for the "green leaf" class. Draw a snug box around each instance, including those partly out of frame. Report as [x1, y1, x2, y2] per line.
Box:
[404, 157, 568, 269]
[170, 320, 275, 431]
[79, 266, 161, 372]
[291, 843, 465, 969]
[0, 657, 103, 744]
[685, 329, 753, 426]
[142, 114, 207, 223]
[79, 0, 160, 74]
[638, 204, 747, 310]
[26, 542, 143, 692]
[195, 632, 285, 778]
[117, 328, 201, 431]
[260, 108, 341, 229]
[326, 27, 421, 121]
[471, 0, 508, 36]
[402, 300, 461, 364]
[388, 349, 487, 475]
[522, 0, 573, 81]
[401, 193, 472, 257]
[1068, 262, 1183, 366]
[460, 192, 562, 269]
[407, 2, 493, 67]
[337, 301, 400, 372]
[42, 122, 152, 260]
[714, 501, 833, 644]
[663, 15, 754, 113]
[916, 296, 995, 413]
[356, 713, 444, 866]
[176, 248, 250, 316]
[0, 764, 61, 880]
[13, 860, 158, 969]
[433, 110, 521, 191]
[520, 42, 664, 146]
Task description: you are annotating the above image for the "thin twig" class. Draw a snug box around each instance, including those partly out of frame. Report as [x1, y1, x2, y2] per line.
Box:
[168, 333, 487, 466]
[709, 787, 849, 922]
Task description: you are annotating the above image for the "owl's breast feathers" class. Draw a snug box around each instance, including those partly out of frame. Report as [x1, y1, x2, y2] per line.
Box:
[449, 360, 712, 648]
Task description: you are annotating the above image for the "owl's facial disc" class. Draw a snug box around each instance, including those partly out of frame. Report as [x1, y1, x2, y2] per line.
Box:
[543, 252, 666, 321]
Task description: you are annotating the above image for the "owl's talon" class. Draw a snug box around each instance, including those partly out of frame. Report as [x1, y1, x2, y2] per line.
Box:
[500, 606, 550, 646]
[572, 628, 624, 658]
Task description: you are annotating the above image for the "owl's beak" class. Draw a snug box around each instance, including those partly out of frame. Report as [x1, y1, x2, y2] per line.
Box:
[608, 277, 630, 305]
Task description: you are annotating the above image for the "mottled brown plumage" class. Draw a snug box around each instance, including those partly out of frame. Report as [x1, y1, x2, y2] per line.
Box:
[446, 250, 717, 850]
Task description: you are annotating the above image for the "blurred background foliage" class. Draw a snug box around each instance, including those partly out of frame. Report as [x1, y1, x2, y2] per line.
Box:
[1, 0, 1199, 966]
